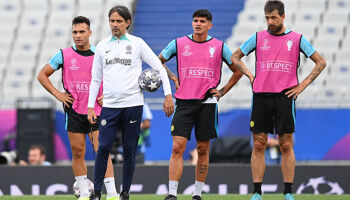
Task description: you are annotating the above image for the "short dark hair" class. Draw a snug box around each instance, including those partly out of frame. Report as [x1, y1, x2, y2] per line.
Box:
[192, 9, 212, 22]
[264, 0, 285, 16]
[72, 16, 90, 28]
[29, 145, 46, 156]
[108, 5, 132, 30]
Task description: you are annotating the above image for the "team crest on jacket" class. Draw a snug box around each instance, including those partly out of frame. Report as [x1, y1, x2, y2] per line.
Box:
[126, 45, 132, 54]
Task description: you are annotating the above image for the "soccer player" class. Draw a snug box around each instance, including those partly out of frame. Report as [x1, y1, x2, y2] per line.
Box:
[37, 16, 118, 200]
[230, 1, 327, 200]
[159, 9, 243, 200]
[136, 102, 153, 163]
[87, 6, 174, 200]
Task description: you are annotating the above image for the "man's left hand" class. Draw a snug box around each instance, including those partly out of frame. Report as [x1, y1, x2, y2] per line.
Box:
[97, 95, 104, 106]
[285, 83, 307, 99]
[210, 88, 224, 100]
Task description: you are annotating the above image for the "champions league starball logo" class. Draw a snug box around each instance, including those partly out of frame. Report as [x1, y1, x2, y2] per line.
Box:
[182, 44, 192, 56]
[263, 39, 268, 46]
[70, 58, 77, 66]
[296, 177, 344, 195]
[260, 38, 270, 50]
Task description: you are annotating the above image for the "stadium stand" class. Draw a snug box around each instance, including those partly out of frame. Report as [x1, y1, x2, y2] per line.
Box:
[0, 0, 349, 110]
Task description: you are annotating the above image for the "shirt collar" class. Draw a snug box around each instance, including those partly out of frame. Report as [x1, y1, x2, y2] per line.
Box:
[110, 33, 130, 42]
[72, 44, 95, 52]
[188, 34, 212, 41]
[267, 28, 291, 35]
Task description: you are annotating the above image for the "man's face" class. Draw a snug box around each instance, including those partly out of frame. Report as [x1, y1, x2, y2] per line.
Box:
[28, 149, 44, 165]
[109, 12, 130, 37]
[72, 23, 91, 47]
[192, 16, 212, 35]
[265, 9, 285, 34]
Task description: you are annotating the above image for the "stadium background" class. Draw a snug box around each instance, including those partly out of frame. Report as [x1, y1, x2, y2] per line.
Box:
[0, 0, 349, 196]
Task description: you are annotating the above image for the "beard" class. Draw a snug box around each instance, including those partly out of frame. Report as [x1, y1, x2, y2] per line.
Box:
[268, 23, 283, 34]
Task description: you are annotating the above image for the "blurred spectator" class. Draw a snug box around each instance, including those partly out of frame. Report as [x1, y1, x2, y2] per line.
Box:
[250, 134, 295, 165]
[136, 103, 153, 163]
[189, 148, 198, 165]
[19, 145, 51, 166]
[250, 134, 280, 165]
[113, 103, 153, 163]
[264, 135, 281, 165]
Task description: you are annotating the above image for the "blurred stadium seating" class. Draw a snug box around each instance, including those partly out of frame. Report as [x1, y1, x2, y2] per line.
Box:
[0, 0, 134, 109]
[0, 0, 349, 111]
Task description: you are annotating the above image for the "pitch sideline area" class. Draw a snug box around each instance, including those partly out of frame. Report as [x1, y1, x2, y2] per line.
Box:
[1, 195, 350, 200]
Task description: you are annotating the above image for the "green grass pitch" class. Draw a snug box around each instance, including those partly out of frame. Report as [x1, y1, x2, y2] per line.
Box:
[0, 194, 350, 200]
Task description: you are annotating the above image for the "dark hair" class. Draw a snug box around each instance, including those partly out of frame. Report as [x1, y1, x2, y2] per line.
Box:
[108, 5, 132, 30]
[192, 9, 212, 22]
[29, 145, 46, 156]
[264, 0, 285, 16]
[72, 16, 90, 28]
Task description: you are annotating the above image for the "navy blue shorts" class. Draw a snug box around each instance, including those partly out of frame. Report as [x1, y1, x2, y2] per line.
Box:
[98, 106, 143, 149]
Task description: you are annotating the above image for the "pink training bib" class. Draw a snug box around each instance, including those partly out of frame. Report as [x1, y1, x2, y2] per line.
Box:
[175, 36, 223, 100]
[62, 47, 102, 115]
[254, 30, 301, 93]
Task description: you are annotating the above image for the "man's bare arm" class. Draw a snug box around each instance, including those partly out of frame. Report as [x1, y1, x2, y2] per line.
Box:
[158, 53, 179, 89]
[217, 62, 243, 97]
[37, 64, 74, 107]
[303, 51, 327, 85]
[285, 51, 326, 99]
[231, 48, 254, 84]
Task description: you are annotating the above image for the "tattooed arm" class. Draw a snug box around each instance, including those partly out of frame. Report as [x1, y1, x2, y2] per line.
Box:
[231, 48, 255, 84]
[158, 53, 179, 90]
[285, 51, 326, 99]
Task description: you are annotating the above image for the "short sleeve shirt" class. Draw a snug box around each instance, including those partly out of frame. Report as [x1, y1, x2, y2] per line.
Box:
[48, 45, 96, 70]
[161, 34, 233, 65]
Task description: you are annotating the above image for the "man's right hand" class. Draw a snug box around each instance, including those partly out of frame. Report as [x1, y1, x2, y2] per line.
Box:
[248, 75, 254, 86]
[172, 77, 179, 90]
[88, 108, 97, 124]
[54, 92, 74, 107]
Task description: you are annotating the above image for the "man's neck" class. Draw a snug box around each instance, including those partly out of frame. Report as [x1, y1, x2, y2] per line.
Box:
[76, 44, 90, 51]
[114, 32, 126, 39]
[274, 25, 286, 35]
[192, 33, 208, 42]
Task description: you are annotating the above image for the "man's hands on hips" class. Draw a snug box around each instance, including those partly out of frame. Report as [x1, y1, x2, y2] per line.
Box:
[285, 82, 307, 99]
[54, 91, 74, 107]
[88, 108, 97, 124]
[163, 94, 174, 117]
